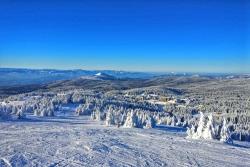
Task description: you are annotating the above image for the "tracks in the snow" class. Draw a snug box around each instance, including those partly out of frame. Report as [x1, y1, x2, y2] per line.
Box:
[0, 115, 250, 167]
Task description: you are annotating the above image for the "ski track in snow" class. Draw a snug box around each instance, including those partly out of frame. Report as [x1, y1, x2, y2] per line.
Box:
[0, 115, 250, 167]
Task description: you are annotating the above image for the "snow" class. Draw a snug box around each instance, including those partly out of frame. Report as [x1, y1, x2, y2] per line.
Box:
[0, 114, 249, 167]
[95, 72, 102, 76]
[0, 101, 25, 106]
[147, 100, 168, 105]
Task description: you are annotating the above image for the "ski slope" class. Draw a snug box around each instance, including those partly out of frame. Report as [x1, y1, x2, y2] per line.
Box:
[0, 114, 250, 167]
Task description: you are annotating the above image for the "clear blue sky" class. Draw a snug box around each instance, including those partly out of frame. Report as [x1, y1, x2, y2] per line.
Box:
[0, 0, 248, 73]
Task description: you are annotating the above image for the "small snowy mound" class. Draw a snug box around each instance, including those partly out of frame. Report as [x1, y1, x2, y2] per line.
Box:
[187, 112, 232, 143]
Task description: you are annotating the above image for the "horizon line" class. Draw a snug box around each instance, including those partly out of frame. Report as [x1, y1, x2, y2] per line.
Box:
[0, 66, 249, 75]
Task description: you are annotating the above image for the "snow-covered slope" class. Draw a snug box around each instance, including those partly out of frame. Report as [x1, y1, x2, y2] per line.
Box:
[94, 72, 116, 80]
[0, 115, 249, 167]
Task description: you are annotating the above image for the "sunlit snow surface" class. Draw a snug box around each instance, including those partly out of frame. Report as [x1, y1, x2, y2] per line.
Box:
[0, 113, 250, 167]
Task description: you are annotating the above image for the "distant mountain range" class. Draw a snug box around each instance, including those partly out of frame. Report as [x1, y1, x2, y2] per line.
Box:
[0, 68, 248, 87]
[0, 68, 157, 86]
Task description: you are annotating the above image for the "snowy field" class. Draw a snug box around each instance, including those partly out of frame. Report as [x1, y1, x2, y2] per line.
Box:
[0, 113, 250, 167]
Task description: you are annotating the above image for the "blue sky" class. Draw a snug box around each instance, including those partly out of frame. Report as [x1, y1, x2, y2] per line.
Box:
[0, 0, 248, 72]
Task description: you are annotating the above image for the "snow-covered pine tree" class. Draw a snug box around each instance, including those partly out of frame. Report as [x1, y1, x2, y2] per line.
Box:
[187, 125, 196, 139]
[195, 112, 206, 139]
[16, 107, 25, 119]
[171, 116, 177, 126]
[203, 113, 216, 139]
[106, 110, 115, 126]
[220, 118, 232, 143]
[145, 115, 156, 128]
[124, 111, 138, 128]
